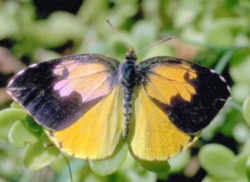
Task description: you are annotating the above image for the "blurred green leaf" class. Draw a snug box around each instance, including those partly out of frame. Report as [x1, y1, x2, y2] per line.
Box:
[214, 50, 233, 74]
[0, 1, 19, 39]
[24, 140, 60, 170]
[10, 102, 24, 109]
[199, 144, 237, 179]
[233, 123, 250, 143]
[201, 112, 226, 140]
[0, 108, 27, 139]
[35, 12, 83, 47]
[89, 142, 128, 176]
[202, 176, 236, 182]
[231, 84, 250, 103]
[233, 154, 248, 177]
[8, 120, 39, 147]
[57, 159, 89, 182]
[242, 139, 250, 156]
[131, 20, 157, 50]
[230, 56, 250, 83]
[169, 151, 190, 173]
[221, 108, 243, 136]
[0, 108, 27, 124]
[138, 160, 170, 174]
[124, 161, 157, 182]
[246, 157, 250, 181]
[243, 96, 250, 126]
[23, 116, 43, 136]
[206, 24, 233, 47]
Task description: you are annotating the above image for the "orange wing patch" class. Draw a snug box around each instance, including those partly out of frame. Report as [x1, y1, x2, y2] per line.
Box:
[145, 64, 197, 104]
[128, 87, 194, 161]
[49, 86, 123, 160]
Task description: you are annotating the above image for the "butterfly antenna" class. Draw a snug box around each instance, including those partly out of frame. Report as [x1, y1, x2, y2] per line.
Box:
[106, 19, 132, 52]
[62, 153, 74, 182]
[106, 19, 118, 35]
[137, 36, 173, 54]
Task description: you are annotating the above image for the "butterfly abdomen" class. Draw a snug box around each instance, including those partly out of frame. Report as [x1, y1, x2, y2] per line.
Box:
[122, 86, 133, 137]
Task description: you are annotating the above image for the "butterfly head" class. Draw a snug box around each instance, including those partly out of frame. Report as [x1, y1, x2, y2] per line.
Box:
[125, 48, 137, 62]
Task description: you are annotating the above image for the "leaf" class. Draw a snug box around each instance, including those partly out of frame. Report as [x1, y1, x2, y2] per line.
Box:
[246, 157, 250, 181]
[125, 161, 157, 182]
[137, 159, 170, 174]
[169, 151, 190, 173]
[89, 142, 128, 176]
[243, 96, 250, 126]
[0, 108, 27, 124]
[0, 108, 27, 139]
[233, 123, 250, 143]
[215, 50, 233, 74]
[233, 154, 248, 177]
[202, 176, 237, 182]
[24, 140, 60, 170]
[231, 84, 250, 103]
[23, 116, 43, 136]
[199, 144, 237, 179]
[10, 102, 24, 109]
[8, 120, 39, 147]
[57, 159, 89, 182]
[230, 57, 250, 83]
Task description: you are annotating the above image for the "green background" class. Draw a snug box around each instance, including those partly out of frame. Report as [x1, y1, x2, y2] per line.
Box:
[0, 0, 250, 181]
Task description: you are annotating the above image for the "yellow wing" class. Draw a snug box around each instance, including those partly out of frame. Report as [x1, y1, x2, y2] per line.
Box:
[7, 54, 120, 131]
[144, 63, 197, 104]
[7, 53, 124, 160]
[129, 57, 230, 161]
[128, 87, 194, 161]
[49, 86, 124, 160]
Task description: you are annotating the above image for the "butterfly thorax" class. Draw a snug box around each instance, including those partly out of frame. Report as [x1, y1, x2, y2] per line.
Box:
[119, 49, 137, 137]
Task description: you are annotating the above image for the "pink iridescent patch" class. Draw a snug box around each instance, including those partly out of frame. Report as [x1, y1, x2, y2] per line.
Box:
[53, 61, 112, 103]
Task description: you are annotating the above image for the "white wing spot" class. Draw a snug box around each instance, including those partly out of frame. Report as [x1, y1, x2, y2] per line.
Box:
[227, 85, 231, 92]
[16, 69, 25, 76]
[210, 69, 217, 73]
[219, 75, 226, 83]
[29, 63, 38, 68]
[7, 78, 14, 87]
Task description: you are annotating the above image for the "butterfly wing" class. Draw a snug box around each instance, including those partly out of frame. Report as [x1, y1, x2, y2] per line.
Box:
[7, 54, 124, 159]
[128, 56, 230, 161]
[50, 86, 124, 159]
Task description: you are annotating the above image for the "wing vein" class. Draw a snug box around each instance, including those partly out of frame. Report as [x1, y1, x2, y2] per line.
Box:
[82, 76, 111, 103]
[148, 72, 194, 95]
[54, 70, 109, 91]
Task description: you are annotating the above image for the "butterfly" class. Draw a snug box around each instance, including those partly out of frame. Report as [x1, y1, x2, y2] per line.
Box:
[7, 49, 230, 161]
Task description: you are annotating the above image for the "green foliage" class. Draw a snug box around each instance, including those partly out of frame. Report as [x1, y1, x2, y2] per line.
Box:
[199, 144, 250, 182]
[243, 97, 250, 126]
[89, 141, 128, 176]
[8, 120, 39, 147]
[199, 144, 239, 179]
[24, 138, 60, 170]
[0, 0, 250, 181]
[137, 159, 170, 174]
[0, 108, 27, 139]
[168, 151, 190, 173]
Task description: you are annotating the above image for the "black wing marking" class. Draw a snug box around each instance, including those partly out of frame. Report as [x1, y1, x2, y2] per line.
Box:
[7, 54, 120, 131]
[137, 56, 231, 134]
